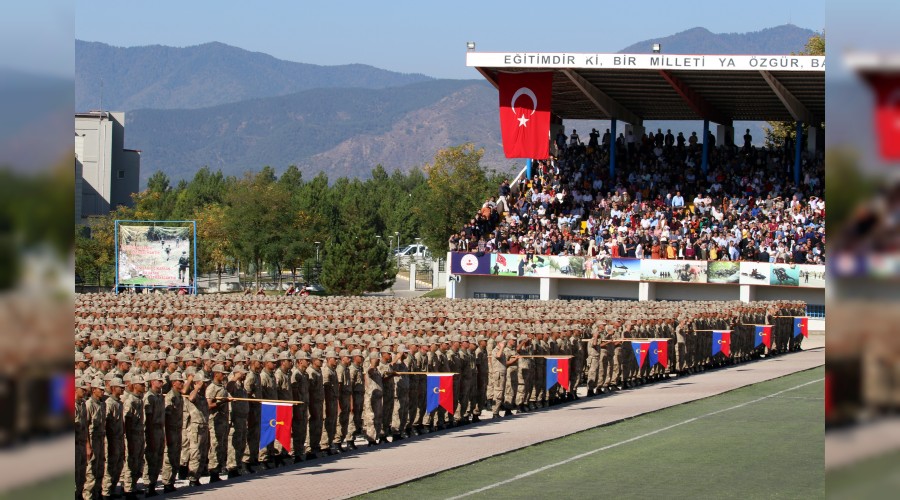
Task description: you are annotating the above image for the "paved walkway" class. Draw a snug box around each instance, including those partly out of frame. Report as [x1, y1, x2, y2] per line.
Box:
[826, 416, 900, 470]
[0, 435, 72, 492]
[170, 336, 824, 499]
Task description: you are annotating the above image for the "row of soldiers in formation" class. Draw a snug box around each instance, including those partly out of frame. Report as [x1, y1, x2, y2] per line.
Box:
[75, 295, 807, 499]
[826, 303, 899, 423]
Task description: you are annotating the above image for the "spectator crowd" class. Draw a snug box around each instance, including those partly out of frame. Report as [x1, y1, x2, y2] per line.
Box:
[450, 127, 825, 265]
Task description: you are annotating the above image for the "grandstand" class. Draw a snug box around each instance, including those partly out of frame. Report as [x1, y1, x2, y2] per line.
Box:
[448, 50, 825, 314]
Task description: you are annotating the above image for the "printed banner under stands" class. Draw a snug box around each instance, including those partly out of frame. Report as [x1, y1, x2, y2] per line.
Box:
[450, 252, 493, 275]
[707, 261, 740, 284]
[770, 263, 801, 286]
[449, 252, 824, 289]
[739, 262, 770, 286]
[795, 264, 826, 288]
[639, 259, 707, 283]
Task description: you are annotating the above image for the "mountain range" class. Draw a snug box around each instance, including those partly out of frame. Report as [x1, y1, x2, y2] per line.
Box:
[75, 24, 818, 185]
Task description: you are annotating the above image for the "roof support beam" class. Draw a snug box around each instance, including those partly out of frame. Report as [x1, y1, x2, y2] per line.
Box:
[657, 70, 731, 126]
[477, 68, 499, 90]
[562, 69, 642, 125]
[758, 70, 816, 124]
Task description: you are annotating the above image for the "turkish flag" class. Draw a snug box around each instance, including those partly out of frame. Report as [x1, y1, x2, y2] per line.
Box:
[498, 72, 553, 159]
[871, 76, 900, 160]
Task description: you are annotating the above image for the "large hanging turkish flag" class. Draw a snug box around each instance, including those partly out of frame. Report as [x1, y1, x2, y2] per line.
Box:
[871, 75, 900, 160]
[498, 72, 553, 159]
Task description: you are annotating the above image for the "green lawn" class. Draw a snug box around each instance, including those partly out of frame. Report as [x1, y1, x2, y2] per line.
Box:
[826, 448, 900, 500]
[0, 474, 73, 500]
[420, 288, 446, 298]
[361, 367, 825, 500]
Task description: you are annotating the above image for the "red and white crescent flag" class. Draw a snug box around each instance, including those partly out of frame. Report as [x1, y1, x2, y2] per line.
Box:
[498, 72, 553, 159]
[871, 75, 900, 160]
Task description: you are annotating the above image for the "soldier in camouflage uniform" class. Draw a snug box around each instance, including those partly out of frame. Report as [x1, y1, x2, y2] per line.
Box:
[161, 372, 184, 493]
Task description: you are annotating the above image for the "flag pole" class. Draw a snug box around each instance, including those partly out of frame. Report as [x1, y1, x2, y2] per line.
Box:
[515, 355, 574, 358]
[214, 397, 304, 404]
[392, 372, 457, 375]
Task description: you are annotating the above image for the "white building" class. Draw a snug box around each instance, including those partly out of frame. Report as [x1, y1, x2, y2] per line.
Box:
[75, 111, 140, 222]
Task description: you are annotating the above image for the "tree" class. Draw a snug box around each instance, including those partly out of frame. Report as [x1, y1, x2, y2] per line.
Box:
[419, 143, 497, 252]
[74, 209, 124, 287]
[225, 170, 288, 286]
[172, 167, 229, 219]
[194, 203, 232, 291]
[763, 32, 825, 149]
[319, 220, 396, 295]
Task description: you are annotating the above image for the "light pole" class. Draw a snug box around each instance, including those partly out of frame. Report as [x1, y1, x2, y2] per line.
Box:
[395, 231, 400, 269]
[313, 241, 321, 286]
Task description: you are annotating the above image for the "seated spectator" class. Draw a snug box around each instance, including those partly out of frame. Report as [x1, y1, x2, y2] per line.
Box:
[452, 127, 825, 266]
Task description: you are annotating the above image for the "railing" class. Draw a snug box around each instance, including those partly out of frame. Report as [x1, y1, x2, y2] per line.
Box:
[472, 292, 540, 300]
[806, 304, 826, 318]
[558, 295, 637, 302]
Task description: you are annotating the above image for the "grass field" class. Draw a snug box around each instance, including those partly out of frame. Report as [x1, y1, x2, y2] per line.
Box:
[0, 474, 73, 500]
[361, 367, 824, 500]
[826, 448, 900, 500]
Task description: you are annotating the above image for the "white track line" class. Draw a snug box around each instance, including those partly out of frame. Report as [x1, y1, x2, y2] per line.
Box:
[448, 377, 824, 500]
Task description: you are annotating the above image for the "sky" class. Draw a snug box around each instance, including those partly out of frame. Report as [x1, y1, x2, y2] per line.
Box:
[0, 0, 73, 77]
[74, 0, 824, 80]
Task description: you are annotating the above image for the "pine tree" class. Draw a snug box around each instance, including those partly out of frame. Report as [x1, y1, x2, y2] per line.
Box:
[320, 221, 396, 295]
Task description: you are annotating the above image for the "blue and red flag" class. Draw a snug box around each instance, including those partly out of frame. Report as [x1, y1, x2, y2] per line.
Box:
[793, 317, 808, 338]
[754, 325, 772, 349]
[50, 373, 75, 416]
[546, 357, 570, 390]
[631, 341, 650, 369]
[712, 331, 731, 357]
[647, 340, 669, 369]
[426, 374, 454, 414]
[260, 402, 293, 452]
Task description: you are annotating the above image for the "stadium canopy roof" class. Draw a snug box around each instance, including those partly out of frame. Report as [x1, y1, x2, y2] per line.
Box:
[467, 52, 825, 125]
